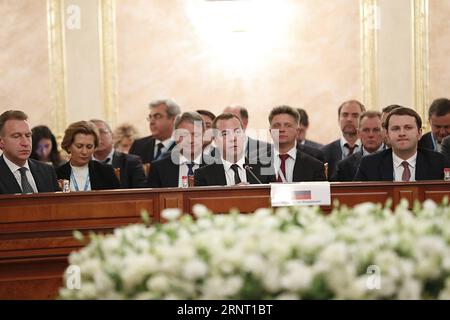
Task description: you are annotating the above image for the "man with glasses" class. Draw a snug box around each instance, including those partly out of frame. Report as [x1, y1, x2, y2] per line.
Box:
[334, 111, 384, 181]
[194, 113, 270, 186]
[91, 119, 147, 188]
[419, 98, 450, 152]
[129, 99, 181, 164]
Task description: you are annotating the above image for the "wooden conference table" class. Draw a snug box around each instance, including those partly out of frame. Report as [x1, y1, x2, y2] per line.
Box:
[0, 181, 449, 299]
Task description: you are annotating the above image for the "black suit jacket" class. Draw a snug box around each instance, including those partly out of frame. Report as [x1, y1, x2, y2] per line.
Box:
[303, 139, 323, 149]
[286, 150, 326, 182]
[354, 148, 449, 181]
[297, 143, 326, 163]
[147, 153, 211, 188]
[321, 139, 342, 179]
[56, 160, 120, 190]
[129, 136, 176, 164]
[112, 151, 146, 188]
[0, 156, 61, 194]
[418, 132, 435, 151]
[442, 136, 450, 162]
[333, 151, 363, 182]
[194, 159, 272, 186]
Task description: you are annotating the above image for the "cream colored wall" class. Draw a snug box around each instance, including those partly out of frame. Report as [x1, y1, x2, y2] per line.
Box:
[429, 0, 450, 103]
[116, 0, 361, 145]
[0, 0, 51, 129]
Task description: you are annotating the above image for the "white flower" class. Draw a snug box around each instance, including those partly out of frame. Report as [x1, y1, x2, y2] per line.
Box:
[280, 261, 313, 292]
[161, 208, 181, 221]
[183, 259, 208, 280]
[397, 278, 422, 299]
[122, 254, 157, 291]
[147, 275, 170, 293]
[192, 204, 210, 218]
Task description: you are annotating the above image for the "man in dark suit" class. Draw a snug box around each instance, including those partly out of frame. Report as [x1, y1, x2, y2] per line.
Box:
[334, 111, 384, 181]
[195, 113, 271, 186]
[321, 100, 366, 179]
[129, 99, 180, 164]
[223, 105, 271, 164]
[268, 106, 326, 182]
[418, 98, 450, 152]
[91, 119, 146, 188]
[0, 110, 60, 194]
[296, 108, 323, 149]
[148, 112, 212, 188]
[355, 107, 449, 181]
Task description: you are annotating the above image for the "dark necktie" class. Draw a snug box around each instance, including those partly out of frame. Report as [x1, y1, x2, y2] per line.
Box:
[401, 161, 411, 181]
[102, 157, 111, 165]
[277, 154, 290, 182]
[155, 142, 164, 160]
[18, 167, 34, 194]
[345, 143, 356, 156]
[186, 163, 195, 176]
[230, 164, 241, 185]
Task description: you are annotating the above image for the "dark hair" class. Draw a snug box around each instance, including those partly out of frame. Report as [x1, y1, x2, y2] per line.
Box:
[212, 113, 244, 130]
[269, 105, 300, 125]
[296, 108, 309, 127]
[239, 107, 249, 121]
[338, 100, 366, 116]
[385, 107, 422, 130]
[196, 109, 216, 121]
[61, 121, 99, 153]
[428, 98, 450, 118]
[0, 110, 28, 136]
[30, 125, 62, 166]
[382, 104, 403, 114]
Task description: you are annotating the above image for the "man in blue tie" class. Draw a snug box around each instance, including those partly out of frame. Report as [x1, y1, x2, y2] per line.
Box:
[147, 112, 207, 187]
[0, 110, 60, 194]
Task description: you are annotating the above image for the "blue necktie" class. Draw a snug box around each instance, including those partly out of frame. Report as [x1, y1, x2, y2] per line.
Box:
[187, 163, 195, 176]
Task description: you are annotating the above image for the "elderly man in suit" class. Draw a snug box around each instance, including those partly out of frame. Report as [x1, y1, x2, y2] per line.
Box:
[269, 106, 326, 182]
[355, 107, 449, 181]
[129, 99, 180, 164]
[321, 100, 366, 178]
[91, 119, 146, 189]
[0, 110, 60, 194]
[148, 112, 210, 188]
[334, 111, 384, 181]
[194, 113, 271, 186]
[418, 98, 450, 152]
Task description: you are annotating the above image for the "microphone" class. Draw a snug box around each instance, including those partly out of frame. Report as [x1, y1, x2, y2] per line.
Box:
[244, 165, 263, 184]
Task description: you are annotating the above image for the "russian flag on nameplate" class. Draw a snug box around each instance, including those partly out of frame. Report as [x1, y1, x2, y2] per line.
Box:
[270, 182, 331, 207]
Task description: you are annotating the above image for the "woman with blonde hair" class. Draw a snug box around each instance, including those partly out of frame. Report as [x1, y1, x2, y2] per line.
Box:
[56, 121, 120, 191]
[113, 123, 139, 154]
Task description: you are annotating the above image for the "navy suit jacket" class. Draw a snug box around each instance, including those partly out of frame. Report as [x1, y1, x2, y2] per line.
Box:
[442, 136, 450, 162]
[0, 156, 61, 194]
[321, 139, 342, 179]
[56, 160, 120, 190]
[354, 148, 449, 181]
[112, 151, 146, 188]
[194, 159, 272, 186]
[147, 153, 211, 188]
[333, 151, 363, 182]
[129, 136, 176, 164]
[418, 132, 435, 151]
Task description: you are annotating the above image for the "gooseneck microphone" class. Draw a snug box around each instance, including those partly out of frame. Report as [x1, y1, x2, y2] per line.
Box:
[244, 165, 263, 184]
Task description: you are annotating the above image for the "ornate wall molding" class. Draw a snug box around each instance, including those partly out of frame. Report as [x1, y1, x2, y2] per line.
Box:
[412, 0, 429, 128]
[98, 0, 118, 128]
[46, 0, 67, 138]
[360, 0, 379, 110]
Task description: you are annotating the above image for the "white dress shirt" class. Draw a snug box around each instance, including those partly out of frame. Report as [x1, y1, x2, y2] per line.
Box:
[93, 148, 115, 165]
[70, 164, 91, 191]
[392, 152, 417, 182]
[154, 138, 174, 159]
[178, 154, 202, 187]
[273, 144, 297, 183]
[3, 155, 38, 193]
[340, 137, 362, 159]
[222, 156, 247, 186]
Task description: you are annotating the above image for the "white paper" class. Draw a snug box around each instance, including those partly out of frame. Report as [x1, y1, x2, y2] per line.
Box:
[270, 181, 331, 207]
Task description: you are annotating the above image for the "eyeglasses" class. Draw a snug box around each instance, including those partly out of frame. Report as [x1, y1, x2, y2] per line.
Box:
[146, 113, 165, 122]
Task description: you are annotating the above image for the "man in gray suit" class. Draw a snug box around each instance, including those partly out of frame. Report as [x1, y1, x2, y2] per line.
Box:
[0, 110, 60, 194]
[321, 100, 366, 179]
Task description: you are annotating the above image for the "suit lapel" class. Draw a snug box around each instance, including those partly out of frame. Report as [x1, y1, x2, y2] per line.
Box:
[28, 159, 44, 192]
[88, 161, 99, 189]
[0, 156, 22, 193]
[415, 150, 428, 180]
[380, 150, 394, 180]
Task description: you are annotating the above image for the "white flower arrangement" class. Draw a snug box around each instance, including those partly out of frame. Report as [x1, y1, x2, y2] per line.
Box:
[59, 198, 450, 300]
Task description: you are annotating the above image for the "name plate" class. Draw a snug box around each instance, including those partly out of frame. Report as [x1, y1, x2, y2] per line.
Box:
[270, 182, 331, 207]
